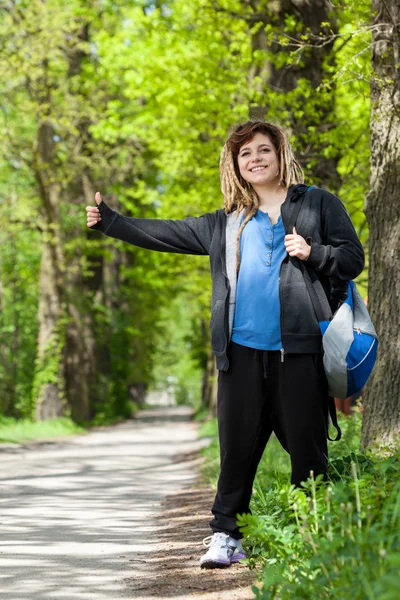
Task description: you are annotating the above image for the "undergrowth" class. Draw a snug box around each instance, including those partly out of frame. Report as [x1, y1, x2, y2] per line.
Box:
[0, 416, 84, 443]
[198, 409, 400, 599]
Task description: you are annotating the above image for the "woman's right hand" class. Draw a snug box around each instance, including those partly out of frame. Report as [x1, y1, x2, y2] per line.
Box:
[86, 191, 102, 227]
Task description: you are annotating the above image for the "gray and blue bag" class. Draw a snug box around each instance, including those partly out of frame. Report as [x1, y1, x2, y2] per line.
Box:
[292, 186, 378, 402]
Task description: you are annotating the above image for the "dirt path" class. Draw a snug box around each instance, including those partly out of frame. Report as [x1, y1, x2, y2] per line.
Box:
[0, 406, 258, 599]
[126, 486, 259, 599]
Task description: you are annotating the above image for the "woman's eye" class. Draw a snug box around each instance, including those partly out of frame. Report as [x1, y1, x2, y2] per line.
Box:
[262, 148, 270, 152]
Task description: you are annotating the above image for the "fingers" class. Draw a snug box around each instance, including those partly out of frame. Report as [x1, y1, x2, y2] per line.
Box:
[285, 229, 310, 260]
[86, 204, 101, 228]
[86, 192, 103, 227]
[284, 240, 301, 251]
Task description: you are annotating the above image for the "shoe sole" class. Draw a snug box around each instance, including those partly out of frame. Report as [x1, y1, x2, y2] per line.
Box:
[200, 553, 247, 569]
[200, 560, 230, 569]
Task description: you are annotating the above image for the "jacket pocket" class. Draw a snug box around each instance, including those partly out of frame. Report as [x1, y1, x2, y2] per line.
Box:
[209, 299, 227, 353]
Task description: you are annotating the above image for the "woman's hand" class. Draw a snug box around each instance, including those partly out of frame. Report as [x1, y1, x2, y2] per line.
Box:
[284, 226, 311, 261]
[86, 192, 102, 228]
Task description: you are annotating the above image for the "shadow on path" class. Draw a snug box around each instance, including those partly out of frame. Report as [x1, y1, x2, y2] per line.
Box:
[0, 406, 205, 600]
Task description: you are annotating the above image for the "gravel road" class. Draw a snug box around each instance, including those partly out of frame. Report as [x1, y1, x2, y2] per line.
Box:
[0, 406, 207, 600]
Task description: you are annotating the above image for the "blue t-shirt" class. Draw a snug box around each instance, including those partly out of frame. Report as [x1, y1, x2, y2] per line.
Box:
[231, 209, 287, 350]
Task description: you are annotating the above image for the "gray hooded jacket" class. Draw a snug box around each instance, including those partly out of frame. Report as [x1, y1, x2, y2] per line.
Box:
[93, 184, 365, 371]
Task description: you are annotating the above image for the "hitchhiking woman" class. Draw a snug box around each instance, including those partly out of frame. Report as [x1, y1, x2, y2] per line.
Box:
[86, 121, 364, 569]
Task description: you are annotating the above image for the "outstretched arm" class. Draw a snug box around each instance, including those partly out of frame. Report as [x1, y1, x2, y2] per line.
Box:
[87, 192, 218, 256]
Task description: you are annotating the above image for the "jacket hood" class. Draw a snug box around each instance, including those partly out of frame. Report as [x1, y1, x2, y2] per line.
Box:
[287, 183, 309, 203]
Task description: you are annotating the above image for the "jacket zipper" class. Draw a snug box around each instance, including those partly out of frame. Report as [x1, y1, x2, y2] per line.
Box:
[278, 184, 312, 362]
[279, 258, 286, 362]
[220, 217, 230, 348]
[279, 193, 291, 364]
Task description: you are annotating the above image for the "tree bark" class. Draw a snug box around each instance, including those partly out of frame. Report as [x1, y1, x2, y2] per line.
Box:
[34, 121, 67, 420]
[61, 174, 101, 423]
[361, 0, 400, 450]
[247, 0, 341, 190]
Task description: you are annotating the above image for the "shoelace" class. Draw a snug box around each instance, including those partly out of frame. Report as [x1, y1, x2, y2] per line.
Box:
[202, 532, 230, 548]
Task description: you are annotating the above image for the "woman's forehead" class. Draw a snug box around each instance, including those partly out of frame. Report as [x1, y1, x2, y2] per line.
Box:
[239, 132, 274, 151]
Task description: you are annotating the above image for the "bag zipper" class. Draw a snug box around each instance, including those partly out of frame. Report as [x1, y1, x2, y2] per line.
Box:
[354, 328, 378, 338]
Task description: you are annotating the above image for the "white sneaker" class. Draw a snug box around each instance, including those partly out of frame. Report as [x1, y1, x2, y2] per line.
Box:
[200, 532, 246, 569]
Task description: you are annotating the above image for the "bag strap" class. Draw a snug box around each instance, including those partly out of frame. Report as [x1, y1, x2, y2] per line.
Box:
[289, 189, 332, 322]
[328, 397, 342, 441]
[286, 184, 317, 232]
[286, 194, 305, 234]
[300, 262, 332, 322]
[291, 187, 342, 442]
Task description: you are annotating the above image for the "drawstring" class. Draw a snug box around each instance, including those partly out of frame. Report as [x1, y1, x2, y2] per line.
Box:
[253, 348, 269, 379]
[262, 351, 268, 379]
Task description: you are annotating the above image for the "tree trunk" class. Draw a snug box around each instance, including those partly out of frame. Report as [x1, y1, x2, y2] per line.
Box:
[34, 122, 66, 420]
[61, 175, 102, 423]
[361, 0, 400, 450]
[248, 0, 341, 190]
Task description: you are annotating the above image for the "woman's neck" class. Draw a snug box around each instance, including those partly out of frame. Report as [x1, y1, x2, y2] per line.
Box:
[253, 182, 288, 208]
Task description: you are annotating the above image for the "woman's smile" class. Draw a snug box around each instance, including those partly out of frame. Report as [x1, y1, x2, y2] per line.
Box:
[249, 165, 267, 172]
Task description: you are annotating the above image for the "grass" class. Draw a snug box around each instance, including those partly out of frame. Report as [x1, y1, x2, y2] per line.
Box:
[198, 410, 400, 599]
[198, 416, 291, 494]
[0, 416, 85, 444]
[0, 401, 142, 445]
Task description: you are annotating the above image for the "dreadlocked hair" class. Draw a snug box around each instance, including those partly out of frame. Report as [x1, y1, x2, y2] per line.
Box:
[220, 120, 305, 273]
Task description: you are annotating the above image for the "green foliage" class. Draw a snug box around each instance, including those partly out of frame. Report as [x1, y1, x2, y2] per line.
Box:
[199, 410, 400, 598]
[0, 416, 84, 444]
[0, 0, 374, 420]
[150, 294, 203, 406]
[0, 191, 41, 418]
[245, 456, 400, 600]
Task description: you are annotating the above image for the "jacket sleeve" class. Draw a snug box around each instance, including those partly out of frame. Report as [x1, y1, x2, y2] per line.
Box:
[90, 199, 218, 256]
[306, 190, 365, 280]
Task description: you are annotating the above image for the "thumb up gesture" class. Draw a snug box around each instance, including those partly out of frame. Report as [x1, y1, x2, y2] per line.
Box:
[284, 226, 311, 261]
[86, 192, 102, 228]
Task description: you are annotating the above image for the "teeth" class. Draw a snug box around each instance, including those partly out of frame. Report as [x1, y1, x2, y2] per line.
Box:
[251, 166, 266, 172]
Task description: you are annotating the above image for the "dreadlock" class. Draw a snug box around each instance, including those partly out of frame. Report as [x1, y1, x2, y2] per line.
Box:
[220, 121, 305, 273]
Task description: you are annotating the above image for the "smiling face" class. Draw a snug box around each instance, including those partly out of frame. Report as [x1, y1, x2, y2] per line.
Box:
[237, 132, 280, 187]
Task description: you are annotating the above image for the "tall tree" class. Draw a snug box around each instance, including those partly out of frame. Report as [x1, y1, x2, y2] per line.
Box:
[0, 1, 165, 421]
[361, 0, 400, 449]
[266, 0, 341, 190]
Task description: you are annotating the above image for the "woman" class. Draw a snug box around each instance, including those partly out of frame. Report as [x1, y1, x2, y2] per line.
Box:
[86, 121, 364, 569]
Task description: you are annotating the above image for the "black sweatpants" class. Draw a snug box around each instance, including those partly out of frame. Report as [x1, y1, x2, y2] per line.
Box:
[210, 341, 329, 539]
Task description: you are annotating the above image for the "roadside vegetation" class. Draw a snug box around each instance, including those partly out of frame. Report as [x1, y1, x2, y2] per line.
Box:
[199, 411, 400, 599]
[0, 416, 84, 444]
[0, 405, 140, 444]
